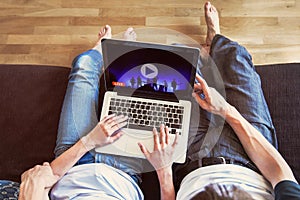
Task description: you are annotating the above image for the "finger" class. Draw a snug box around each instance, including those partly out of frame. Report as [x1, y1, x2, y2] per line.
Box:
[172, 132, 179, 148]
[192, 92, 209, 111]
[194, 83, 206, 99]
[153, 127, 160, 150]
[33, 165, 41, 170]
[97, 121, 110, 137]
[194, 84, 203, 94]
[116, 121, 128, 129]
[138, 143, 151, 159]
[105, 116, 118, 126]
[160, 124, 166, 146]
[106, 115, 127, 127]
[102, 115, 126, 135]
[115, 114, 128, 123]
[194, 82, 203, 91]
[165, 126, 169, 144]
[21, 171, 28, 182]
[192, 91, 206, 103]
[195, 74, 209, 97]
[102, 113, 116, 123]
[109, 131, 124, 142]
[110, 121, 128, 133]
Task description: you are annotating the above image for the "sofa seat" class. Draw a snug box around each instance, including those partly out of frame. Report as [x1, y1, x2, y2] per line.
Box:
[0, 63, 299, 199]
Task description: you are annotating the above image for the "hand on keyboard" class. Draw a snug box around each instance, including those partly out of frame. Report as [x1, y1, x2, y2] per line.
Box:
[138, 124, 179, 171]
[81, 114, 128, 150]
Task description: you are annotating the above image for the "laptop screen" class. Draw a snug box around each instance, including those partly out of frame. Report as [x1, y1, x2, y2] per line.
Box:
[102, 39, 199, 101]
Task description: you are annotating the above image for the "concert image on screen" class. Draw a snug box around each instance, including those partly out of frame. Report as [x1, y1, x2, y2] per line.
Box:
[110, 63, 190, 93]
[103, 43, 197, 99]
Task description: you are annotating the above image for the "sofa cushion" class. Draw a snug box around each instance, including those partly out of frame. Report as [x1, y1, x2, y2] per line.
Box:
[256, 63, 300, 182]
[0, 65, 70, 182]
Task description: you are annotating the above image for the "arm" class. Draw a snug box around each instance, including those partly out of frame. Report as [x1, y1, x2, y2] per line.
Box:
[224, 106, 297, 187]
[193, 74, 298, 188]
[156, 167, 175, 200]
[138, 125, 178, 200]
[51, 114, 128, 178]
[19, 114, 127, 200]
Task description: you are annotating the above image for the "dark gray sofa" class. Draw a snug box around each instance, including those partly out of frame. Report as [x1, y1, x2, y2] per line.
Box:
[0, 63, 299, 199]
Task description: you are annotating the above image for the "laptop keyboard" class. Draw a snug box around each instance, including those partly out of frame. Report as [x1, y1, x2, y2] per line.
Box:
[108, 97, 184, 135]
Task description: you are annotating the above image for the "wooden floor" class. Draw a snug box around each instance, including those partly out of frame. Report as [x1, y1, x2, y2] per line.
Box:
[0, 0, 299, 67]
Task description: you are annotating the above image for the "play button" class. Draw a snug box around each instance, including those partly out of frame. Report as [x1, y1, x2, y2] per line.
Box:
[141, 64, 158, 79]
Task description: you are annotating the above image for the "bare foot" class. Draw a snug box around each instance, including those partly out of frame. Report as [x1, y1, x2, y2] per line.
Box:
[123, 27, 137, 41]
[204, 1, 220, 46]
[94, 25, 112, 47]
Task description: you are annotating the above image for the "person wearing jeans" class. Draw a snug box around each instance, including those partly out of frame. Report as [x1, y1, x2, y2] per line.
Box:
[138, 2, 300, 200]
[19, 26, 145, 200]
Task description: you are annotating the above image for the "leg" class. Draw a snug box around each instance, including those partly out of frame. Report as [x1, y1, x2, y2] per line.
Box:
[54, 26, 111, 161]
[54, 26, 144, 183]
[205, 33, 278, 158]
[54, 49, 102, 163]
[200, 1, 277, 159]
[174, 1, 277, 189]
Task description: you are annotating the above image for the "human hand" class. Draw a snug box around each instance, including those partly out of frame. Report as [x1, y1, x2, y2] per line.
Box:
[192, 74, 230, 118]
[81, 114, 128, 150]
[138, 125, 178, 171]
[21, 162, 59, 189]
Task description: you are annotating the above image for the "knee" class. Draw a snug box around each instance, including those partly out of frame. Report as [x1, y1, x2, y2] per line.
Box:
[71, 49, 103, 73]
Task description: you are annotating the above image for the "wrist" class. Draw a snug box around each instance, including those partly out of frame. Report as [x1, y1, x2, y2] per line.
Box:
[156, 166, 173, 182]
[156, 166, 175, 199]
[223, 105, 241, 123]
[80, 135, 95, 151]
[221, 103, 235, 119]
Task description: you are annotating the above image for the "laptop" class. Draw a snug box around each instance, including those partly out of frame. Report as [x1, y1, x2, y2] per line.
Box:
[96, 38, 200, 163]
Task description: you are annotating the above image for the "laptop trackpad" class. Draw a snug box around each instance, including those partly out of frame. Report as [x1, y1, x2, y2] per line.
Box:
[124, 130, 153, 156]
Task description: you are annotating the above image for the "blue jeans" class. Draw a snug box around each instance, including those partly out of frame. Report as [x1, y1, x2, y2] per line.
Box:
[174, 34, 277, 187]
[54, 49, 143, 184]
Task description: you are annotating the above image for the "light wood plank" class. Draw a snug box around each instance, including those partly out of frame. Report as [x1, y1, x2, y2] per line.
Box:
[34, 26, 100, 35]
[0, 16, 70, 26]
[0, 0, 62, 8]
[0, 44, 31, 54]
[100, 7, 175, 17]
[29, 44, 91, 54]
[24, 8, 100, 17]
[146, 17, 200, 26]
[69, 17, 145, 26]
[174, 8, 202, 17]
[6, 35, 98, 45]
[220, 0, 300, 17]
[0, 35, 7, 44]
[0, 24, 34, 34]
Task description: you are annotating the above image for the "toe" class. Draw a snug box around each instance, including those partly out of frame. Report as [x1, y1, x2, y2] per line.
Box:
[97, 25, 112, 39]
[126, 27, 134, 32]
[105, 25, 112, 35]
[205, 1, 211, 11]
[211, 5, 217, 12]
